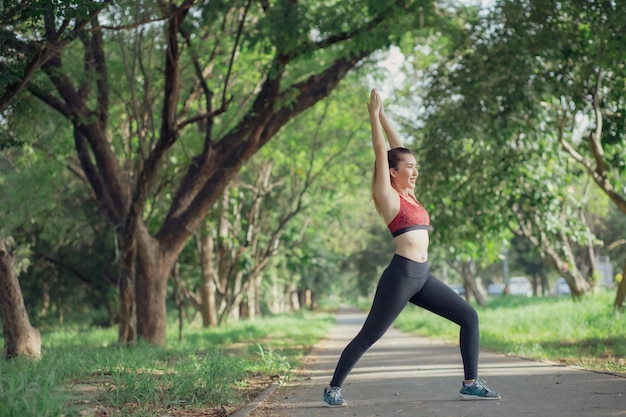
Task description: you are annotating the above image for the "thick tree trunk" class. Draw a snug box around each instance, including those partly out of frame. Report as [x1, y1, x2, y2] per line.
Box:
[0, 239, 41, 359]
[118, 221, 173, 346]
[135, 223, 171, 345]
[117, 235, 137, 345]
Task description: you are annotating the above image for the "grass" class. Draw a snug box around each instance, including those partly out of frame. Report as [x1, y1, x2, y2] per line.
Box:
[393, 289, 626, 374]
[0, 310, 335, 417]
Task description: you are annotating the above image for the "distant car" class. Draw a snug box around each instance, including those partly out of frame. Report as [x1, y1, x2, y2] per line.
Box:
[507, 276, 532, 297]
[554, 277, 571, 295]
[487, 283, 505, 296]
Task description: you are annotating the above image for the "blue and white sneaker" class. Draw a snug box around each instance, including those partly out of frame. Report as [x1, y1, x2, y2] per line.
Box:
[323, 386, 347, 407]
[458, 378, 501, 400]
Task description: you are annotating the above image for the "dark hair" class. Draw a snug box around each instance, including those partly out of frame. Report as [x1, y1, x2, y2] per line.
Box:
[388, 147, 414, 170]
[371, 147, 415, 215]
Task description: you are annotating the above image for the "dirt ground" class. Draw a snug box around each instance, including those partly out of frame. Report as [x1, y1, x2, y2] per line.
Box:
[65, 375, 274, 417]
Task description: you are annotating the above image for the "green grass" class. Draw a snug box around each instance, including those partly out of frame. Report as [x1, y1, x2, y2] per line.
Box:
[394, 290, 626, 374]
[0, 310, 335, 417]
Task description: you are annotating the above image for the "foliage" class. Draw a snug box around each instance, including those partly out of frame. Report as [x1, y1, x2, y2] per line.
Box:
[257, 80, 391, 300]
[391, 0, 626, 291]
[0, 0, 109, 111]
[1, 0, 452, 344]
[592, 198, 626, 274]
[0, 97, 119, 325]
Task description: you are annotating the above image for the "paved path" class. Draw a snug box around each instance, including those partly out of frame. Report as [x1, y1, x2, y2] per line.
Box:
[239, 307, 625, 417]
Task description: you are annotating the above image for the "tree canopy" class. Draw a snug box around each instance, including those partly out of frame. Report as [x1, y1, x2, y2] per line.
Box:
[393, 0, 626, 298]
[2, 0, 449, 344]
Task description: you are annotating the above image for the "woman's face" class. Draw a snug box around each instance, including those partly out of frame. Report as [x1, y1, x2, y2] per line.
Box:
[391, 155, 419, 188]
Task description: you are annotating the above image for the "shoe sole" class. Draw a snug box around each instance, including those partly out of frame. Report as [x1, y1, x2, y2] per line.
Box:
[322, 401, 348, 407]
[458, 394, 501, 401]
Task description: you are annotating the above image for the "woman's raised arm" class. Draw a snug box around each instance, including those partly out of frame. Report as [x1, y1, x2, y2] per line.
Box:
[369, 88, 396, 213]
[379, 99, 403, 149]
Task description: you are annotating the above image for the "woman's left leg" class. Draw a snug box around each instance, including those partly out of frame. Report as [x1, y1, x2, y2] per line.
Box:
[409, 274, 480, 381]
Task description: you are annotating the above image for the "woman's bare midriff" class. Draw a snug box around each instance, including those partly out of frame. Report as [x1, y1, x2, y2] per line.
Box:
[393, 230, 429, 263]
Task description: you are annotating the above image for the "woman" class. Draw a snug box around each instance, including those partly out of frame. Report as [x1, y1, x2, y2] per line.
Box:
[322, 88, 500, 407]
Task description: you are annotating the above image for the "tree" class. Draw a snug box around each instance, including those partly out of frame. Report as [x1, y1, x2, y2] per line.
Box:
[0, 238, 41, 359]
[396, 0, 625, 300]
[190, 82, 374, 324]
[478, 1, 626, 303]
[0, 0, 110, 112]
[1, 117, 121, 326]
[6, 0, 444, 344]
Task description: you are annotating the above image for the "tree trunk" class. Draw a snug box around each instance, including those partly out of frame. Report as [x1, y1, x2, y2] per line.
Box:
[117, 233, 137, 345]
[197, 227, 218, 327]
[539, 274, 549, 296]
[615, 262, 626, 310]
[246, 277, 256, 320]
[239, 301, 249, 320]
[0, 239, 41, 359]
[254, 274, 263, 317]
[516, 214, 590, 296]
[172, 263, 185, 342]
[135, 223, 171, 345]
[270, 276, 281, 314]
[289, 282, 301, 311]
[451, 260, 486, 307]
[117, 219, 174, 346]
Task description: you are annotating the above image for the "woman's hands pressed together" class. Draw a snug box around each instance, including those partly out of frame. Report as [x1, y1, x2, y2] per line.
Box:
[368, 88, 382, 117]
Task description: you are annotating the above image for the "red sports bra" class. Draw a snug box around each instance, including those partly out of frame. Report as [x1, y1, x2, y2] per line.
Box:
[387, 194, 430, 237]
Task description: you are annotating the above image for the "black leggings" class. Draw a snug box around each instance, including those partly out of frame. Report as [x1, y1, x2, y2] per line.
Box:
[330, 254, 479, 387]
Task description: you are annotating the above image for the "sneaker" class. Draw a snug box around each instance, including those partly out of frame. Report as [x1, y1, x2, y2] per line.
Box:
[323, 386, 347, 407]
[458, 378, 501, 400]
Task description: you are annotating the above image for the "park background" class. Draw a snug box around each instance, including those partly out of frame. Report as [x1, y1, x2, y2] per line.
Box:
[1, 0, 625, 416]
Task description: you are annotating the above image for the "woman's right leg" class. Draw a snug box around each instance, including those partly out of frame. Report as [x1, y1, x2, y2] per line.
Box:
[329, 260, 425, 388]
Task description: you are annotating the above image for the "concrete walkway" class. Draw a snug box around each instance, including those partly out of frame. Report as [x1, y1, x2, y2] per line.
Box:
[239, 307, 625, 417]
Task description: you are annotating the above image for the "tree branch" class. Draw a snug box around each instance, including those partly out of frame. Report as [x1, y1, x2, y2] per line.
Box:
[0, 1, 112, 112]
[589, 69, 607, 174]
[556, 103, 626, 214]
[222, 0, 252, 108]
[36, 254, 98, 286]
[27, 83, 71, 118]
